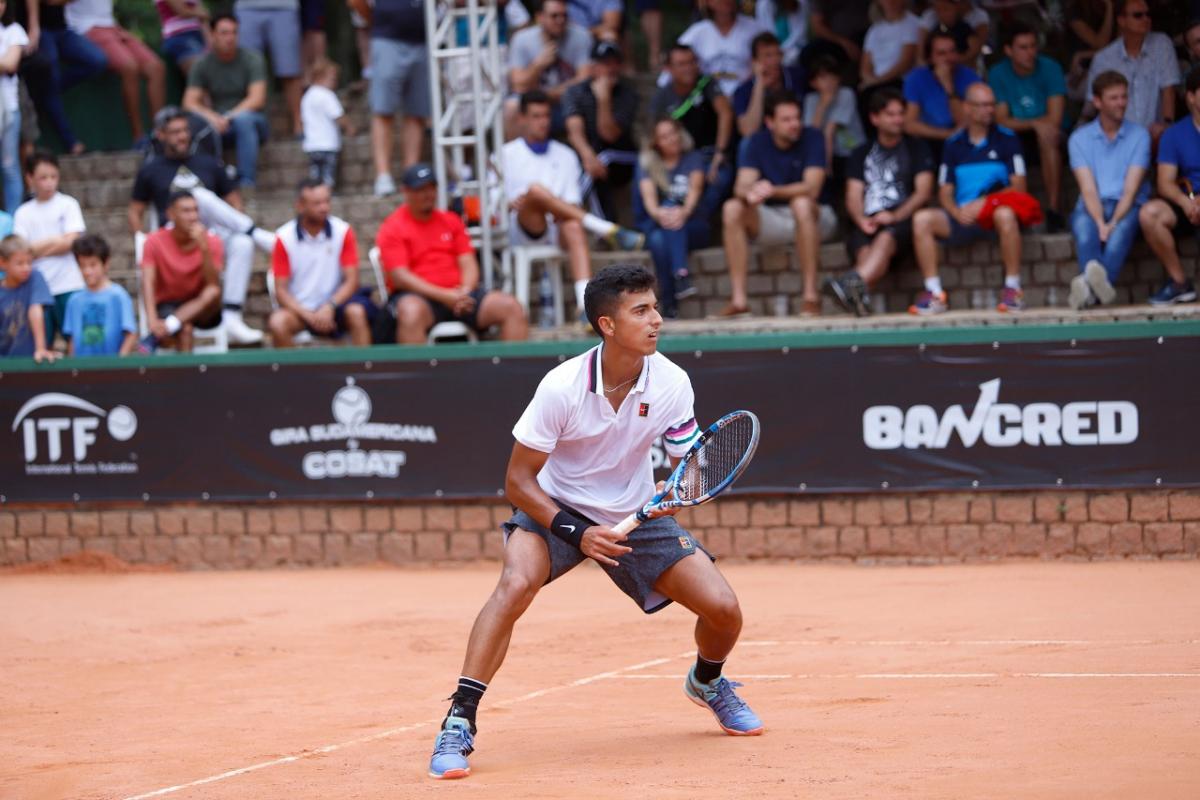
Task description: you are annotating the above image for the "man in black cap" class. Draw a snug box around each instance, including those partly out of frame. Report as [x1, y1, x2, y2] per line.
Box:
[375, 164, 529, 344]
[563, 40, 641, 221]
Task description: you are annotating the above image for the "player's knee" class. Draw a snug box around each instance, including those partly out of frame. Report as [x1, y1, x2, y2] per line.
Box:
[704, 592, 742, 632]
[494, 569, 539, 611]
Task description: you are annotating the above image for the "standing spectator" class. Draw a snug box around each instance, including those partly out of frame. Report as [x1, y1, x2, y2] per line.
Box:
[989, 22, 1068, 231]
[16, 0, 109, 155]
[502, 91, 641, 317]
[567, 0, 620, 41]
[138, 191, 223, 353]
[637, 0, 665, 71]
[1184, 20, 1200, 74]
[183, 14, 269, 190]
[806, 0, 870, 72]
[1138, 67, 1200, 306]
[155, 0, 211, 76]
[62, 234, 136, 356]
[824, 89, 935, 316]
[13, 152, 84, 345]
[734, 32, 807, 138]
[860, 0, 920, 94]
[635, 118, 708, 317]
[720, 91, 833, 317]
[269, 179, 373, 347]
[678, 0, 768, 98]
[233, 0, 302, 136]
[66, 0, 166, 146]
[754, 0, 807, 67]
[302, 58, 354, 187]
[803, 56, 865, 172]
[1085, 0, 1179, 138]
[903, 30, 982, 156]
[376, 164, 528, 343]
[0, 6, 27, 214]
[916, 0, 989, 68]
[650, 43, 734, 219]
[1066, 71, 1150, 310]
[910, 83, 1029, 315]
[506, 0, 593, 136]
[129, 109, 270, 344]
[1065, 0, 1115, 100]
[300, 0, 328, 84]
[563, 41, 640, 222]
[349, 0, 430, 197]
[0, 234, 54, 361]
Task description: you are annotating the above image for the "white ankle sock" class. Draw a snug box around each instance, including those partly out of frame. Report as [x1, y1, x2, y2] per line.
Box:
[574, 280, 587, 311]
[924, 277, 944, 295]
[164, 315, 182, 335]
[581, 213, 615, 237]
[1004, 275, 1021, 290]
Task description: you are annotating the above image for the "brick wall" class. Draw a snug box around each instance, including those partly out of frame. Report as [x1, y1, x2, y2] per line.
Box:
[3, 490, 1198, 569]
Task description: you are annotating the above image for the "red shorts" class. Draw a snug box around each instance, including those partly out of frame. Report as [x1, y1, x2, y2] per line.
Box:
[85, 26, 160, 74]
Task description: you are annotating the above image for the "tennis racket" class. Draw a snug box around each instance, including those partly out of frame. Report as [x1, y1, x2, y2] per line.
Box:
[611, 410, 761, 536]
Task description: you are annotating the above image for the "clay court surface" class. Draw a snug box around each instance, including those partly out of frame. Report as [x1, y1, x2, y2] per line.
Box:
[3, 560, 1199, 800]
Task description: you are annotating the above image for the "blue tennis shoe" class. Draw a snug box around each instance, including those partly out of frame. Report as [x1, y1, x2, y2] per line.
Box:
[684, 667, 764, 735]
[428, 716, 474, 779]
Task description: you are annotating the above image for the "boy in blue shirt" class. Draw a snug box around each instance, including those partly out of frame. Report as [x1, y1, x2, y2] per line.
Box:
[0, 235, 56, 361]
[62, 234, 137, 357]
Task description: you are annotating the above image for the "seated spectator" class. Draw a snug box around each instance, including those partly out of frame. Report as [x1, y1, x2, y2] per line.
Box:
[62, 234, 136, 356]
[15, 0, 108, 155]
[269, 179, 373, 347]
[14, 152, 84, 346]
[66, 0, 166, 146]
[155, 0, 211, 76]
[502, 91, 641, 317]
[567, 0, 620, 41]
[649, 43, 734, 219]
[1138, 67, 1200, 306]
[903, 30, 982, 157]
[0, 235, 55, 361]
[917, 0, 988, 68]
[183, 14, 268, 190]
[678, 0, 768, 98]
[734, 32, 807, 138]
[130, 109, 272, 344]
[805, 0, 870, 74]
[376, 164, 528, 343]
[233, 0, 302, 136]
[910, 83, 1028, 315]
[824, 89, 935, 316]
[349, 0, 431, 196]
[860, 0, 920, 94]
[1067, 71, 1150, 309]
[506, 0, 593, 137]
[138, 191, 224, 353]
[302, 58, 354, 188]
[635, 118, 708, 317]
[1085, 0, 1179, 139]
[989, 22, 1068, 231]
[803, 56, 865, 172]
[720, 91, 834, 318]
[564, 41, 640, 221]
[754, 0, 807, 67]
[0, 11, 27, 214]
[1181, 20, 1200, 117]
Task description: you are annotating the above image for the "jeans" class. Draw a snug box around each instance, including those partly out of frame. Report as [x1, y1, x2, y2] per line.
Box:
[20, 30, 108, 150]
[639, 213, 709, 314]
[696, 158, 734, 221]
[221, 111, 269, 187]
[2, 108, 21, 213]
[1071, 197, 1143, 283]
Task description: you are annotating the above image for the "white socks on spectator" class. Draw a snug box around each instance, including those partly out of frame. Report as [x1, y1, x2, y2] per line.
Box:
[581, 213, 616, 238]
[164, 315, 182, 336]
[1004, 276, 1022, 290]
[574, 280, 587, 313]
[924, 277, 944, 295]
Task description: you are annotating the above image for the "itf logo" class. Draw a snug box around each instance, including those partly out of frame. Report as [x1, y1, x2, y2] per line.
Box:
[12, 393, 140, 475]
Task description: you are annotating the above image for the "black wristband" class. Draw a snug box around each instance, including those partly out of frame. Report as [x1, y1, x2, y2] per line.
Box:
[549, 510, 586, 549]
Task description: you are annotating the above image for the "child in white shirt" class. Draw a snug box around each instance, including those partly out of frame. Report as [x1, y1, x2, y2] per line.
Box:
[301, 59, 354, 188]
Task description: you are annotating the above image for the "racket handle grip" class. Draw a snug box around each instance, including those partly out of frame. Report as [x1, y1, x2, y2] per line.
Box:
[611, 513, 641, 537]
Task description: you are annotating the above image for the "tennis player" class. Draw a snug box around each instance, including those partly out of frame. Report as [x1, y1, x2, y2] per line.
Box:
[428, 264, 762, 780]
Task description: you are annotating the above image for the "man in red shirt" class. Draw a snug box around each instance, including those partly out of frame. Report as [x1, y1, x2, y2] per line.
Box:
[139, 191, 224, 353]
[376, 164, 528, 344]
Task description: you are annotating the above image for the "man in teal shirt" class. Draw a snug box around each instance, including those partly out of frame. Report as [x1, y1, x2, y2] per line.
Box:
[989, 21, 1066, 231]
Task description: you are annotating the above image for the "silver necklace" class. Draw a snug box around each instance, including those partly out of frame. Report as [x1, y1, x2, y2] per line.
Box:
[603, 375, 638, 394]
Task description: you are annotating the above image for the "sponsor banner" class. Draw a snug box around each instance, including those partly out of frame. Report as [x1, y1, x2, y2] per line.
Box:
[0, 336, 1195, 502]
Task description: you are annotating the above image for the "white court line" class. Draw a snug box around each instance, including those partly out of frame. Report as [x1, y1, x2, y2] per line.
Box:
[120, 654, 686, 800]
[739, 639, 1200, 647]
[606, 673, 1200, 681]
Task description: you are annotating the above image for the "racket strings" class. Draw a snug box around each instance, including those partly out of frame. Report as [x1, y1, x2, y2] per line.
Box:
[677, 414, 756, 501]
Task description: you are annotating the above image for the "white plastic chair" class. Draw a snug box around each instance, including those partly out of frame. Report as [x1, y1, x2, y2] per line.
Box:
[368, 246, 478, 344]
[511, 244, 566, 327]
[134, 231, 228, 354]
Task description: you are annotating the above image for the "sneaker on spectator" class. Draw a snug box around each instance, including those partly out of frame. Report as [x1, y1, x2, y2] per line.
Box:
[1044, 209, 1066, 234]
[908, 290, 948, 315]
[997, 286, 1025, 312]
[674, 270, 698, 300]
[136, 334, 159, 354]
[374, 173, 397, 197]
[1148, 279, 1198, 306]
[823, 271, 869, 316]
[1068, 273, 1094, 310]
[222, 309, 264, 345]
[604, 226, 644, 251]
[1083, 260, 1116, 305]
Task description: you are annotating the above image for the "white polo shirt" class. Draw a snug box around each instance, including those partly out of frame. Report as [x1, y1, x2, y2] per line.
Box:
[512, 344, 701, 526]
[271, 215, 358, 311]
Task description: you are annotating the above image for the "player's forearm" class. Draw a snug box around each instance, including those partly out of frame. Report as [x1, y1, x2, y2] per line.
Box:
[505, 472, 562, 531]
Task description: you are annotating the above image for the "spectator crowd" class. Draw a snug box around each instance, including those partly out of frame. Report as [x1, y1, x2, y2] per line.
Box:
[3, 0, 1200, 361]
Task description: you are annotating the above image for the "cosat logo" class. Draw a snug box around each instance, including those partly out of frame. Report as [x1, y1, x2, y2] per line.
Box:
[12, 393, 140, 475]
[268, 377, 438, 479]
[862, 379, 1138, 450]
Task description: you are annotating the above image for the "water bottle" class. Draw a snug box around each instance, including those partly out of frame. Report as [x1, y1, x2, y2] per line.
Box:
[538, 269, 555, 328]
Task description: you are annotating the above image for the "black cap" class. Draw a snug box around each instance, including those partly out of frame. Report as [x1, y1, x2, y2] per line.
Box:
[401, 163, 437, 189]
[592, 40, 622, 61]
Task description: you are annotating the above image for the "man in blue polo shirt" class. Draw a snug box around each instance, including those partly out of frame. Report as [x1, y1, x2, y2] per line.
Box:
[734, 32, 807, 138]
[910, 82, 1027, 315]
[902, 30, 980, 157]
[720, 90, 834, 317]
[1066, 71, 1150, 310]
[1138, 66, 1200, 306]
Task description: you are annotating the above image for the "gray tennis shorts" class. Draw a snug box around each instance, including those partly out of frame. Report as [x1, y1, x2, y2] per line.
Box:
[502, 500, 712, 614]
